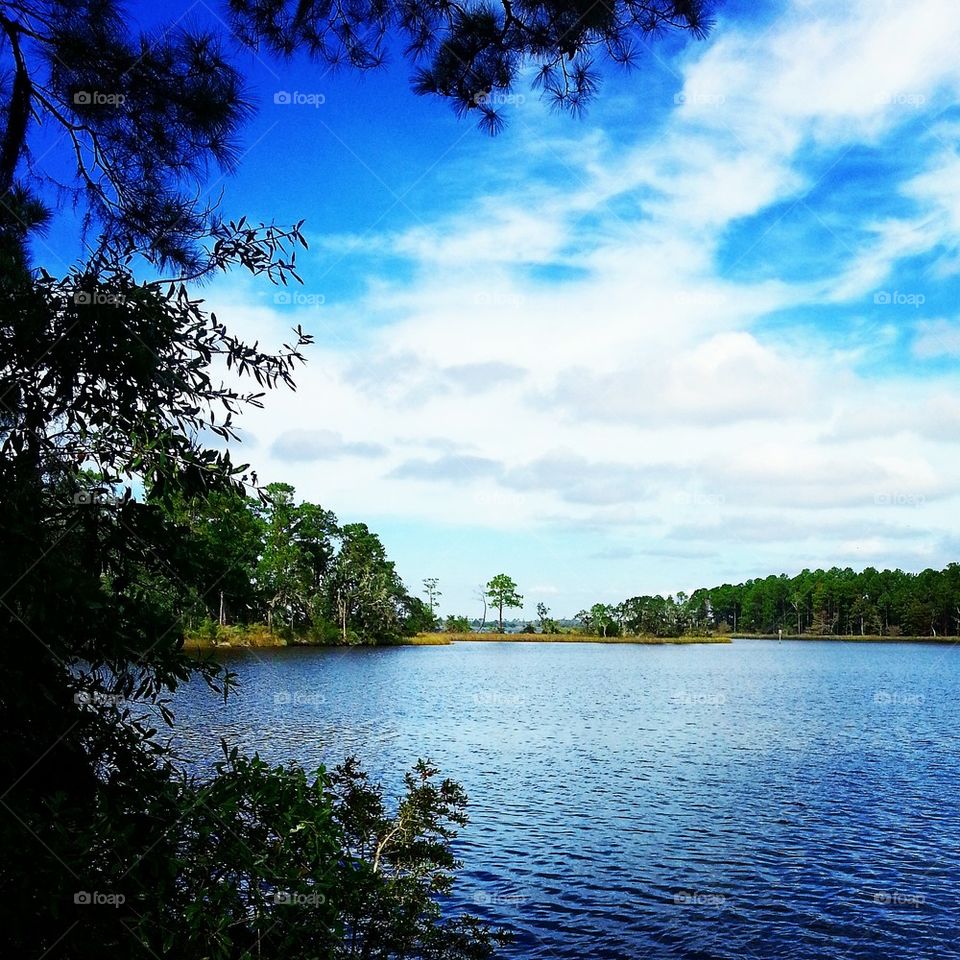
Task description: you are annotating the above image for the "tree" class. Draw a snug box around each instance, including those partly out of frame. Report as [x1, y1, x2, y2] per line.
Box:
[536, 601, 549, 628]
[329, 523, 408, 643]
[0, 2, 713, 956]
[228, 0, 710, 133]
[154, 484, 264, 626]
[256, 482, 312, 630]
[423, 576, 442, 624]
[0, 1, 258, 273]
[537, 601, 561, 634]
[0, 0, 710, 259]
[475, 584, 489, 633]
[400, 595, 437, 636]
[609, 563, 960, 639]
[249, 483, 341, 632]
[0, 238, 325, 958]
[589, 602, 620, 637]
[485, 573, 523, 632]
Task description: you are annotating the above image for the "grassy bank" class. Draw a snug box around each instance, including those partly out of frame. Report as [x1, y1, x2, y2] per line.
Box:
[183, 624, 288, 650]
[184, 627, 956, 650]
[183, 624, 455, 650]
[734, 632, 959, 644]
[183, 626, 732, 649]
[431, 632, 732, 645]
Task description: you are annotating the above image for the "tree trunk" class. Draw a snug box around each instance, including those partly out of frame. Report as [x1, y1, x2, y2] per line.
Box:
[0, 22, 31, 198]
[337, 588, 349, 642]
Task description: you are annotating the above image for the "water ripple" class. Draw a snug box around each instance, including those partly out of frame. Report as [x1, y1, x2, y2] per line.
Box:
[173, 640, 960, 959]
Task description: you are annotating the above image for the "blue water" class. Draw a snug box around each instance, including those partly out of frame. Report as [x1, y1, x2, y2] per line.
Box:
[173, 639, 960, 959]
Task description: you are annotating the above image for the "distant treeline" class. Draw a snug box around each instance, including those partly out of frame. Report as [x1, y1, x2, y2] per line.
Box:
[155, 481, 433, 645]
[143, 479, 960, 642]
[577, 564, 960, 638]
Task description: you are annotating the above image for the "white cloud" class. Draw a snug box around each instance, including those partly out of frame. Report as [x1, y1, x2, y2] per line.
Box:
[543, 331, 818, 427]
[208, 0, 960, 607]
[271, 430, 385, 462]
[912, 318, 960, 359]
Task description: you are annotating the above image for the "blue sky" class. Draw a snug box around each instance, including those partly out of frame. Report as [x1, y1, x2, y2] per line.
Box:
[44, 0, 960, 617]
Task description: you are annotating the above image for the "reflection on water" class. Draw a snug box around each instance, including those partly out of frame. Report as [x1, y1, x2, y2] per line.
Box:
[173, 639, 960, 959]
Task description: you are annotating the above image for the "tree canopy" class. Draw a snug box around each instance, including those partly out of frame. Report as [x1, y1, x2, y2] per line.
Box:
[0, 0, 710, 273]
[573, 563, 960, 639]
[485, 573, 523, 632]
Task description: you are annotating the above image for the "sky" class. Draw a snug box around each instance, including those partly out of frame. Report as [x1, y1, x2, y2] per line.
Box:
[47, 0, 960, 618]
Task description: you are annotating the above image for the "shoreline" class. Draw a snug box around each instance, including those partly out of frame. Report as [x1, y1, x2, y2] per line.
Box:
[732, 633, 958, 644]
[432, 633, 730, 645]
[183, 630, 958, 651]
[182, 631, 733, 650]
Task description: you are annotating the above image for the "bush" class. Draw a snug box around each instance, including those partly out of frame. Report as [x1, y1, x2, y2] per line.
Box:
[1, 698, 509, 959]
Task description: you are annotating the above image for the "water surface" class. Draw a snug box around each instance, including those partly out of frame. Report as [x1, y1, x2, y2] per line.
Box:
[173, 639, 960, 959]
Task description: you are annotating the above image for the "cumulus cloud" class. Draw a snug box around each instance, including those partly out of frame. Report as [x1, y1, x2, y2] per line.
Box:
[668, 514, 924, 545]
[389, 455, 502, 482]
[442, 362, 526, 390]
[542, 332, 816, 427]
[501, 452, 660, 506]
[271, 430, 386, 462]
[912, 319, 960, 359]
[206, 0, 960, 609]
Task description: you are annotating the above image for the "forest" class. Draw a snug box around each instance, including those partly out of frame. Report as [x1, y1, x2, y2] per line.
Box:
[146, 481, 434, 643]
[577, 564, 960, 638]
[144, 477, 960, 644]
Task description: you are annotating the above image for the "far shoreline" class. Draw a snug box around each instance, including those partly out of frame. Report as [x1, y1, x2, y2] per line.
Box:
[422, 633, 731, 645]
[730, 633, 959, 644]
[183, 629, 959, 651]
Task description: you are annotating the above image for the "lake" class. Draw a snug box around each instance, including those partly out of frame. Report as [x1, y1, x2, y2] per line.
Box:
[173, 639, 960, 959]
